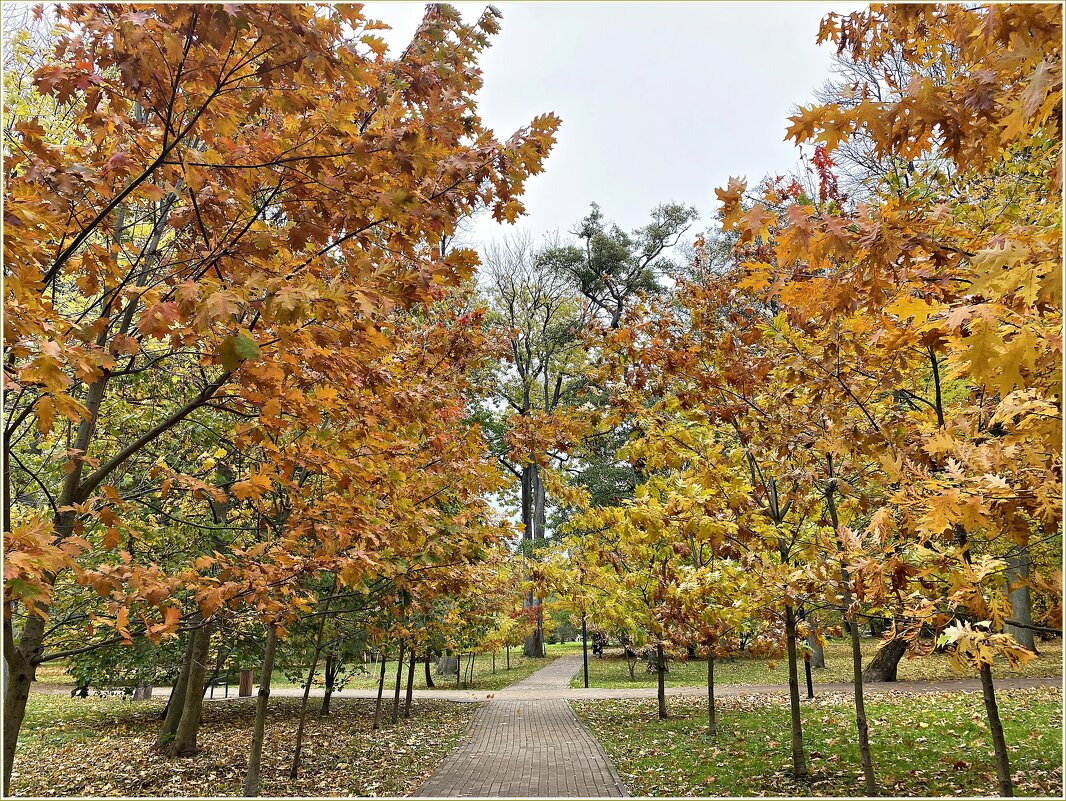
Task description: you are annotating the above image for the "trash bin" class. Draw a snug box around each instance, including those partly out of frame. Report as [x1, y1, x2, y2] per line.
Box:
[239, 669, 253, 697]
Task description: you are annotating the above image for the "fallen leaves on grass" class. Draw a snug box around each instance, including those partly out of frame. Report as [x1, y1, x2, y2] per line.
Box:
[573, 687, 1063, 797]
[14, 695, 476, 797]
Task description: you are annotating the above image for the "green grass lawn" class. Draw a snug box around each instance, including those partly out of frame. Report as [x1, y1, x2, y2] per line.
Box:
[35, 642, 581, 696]
[275, 642, 576, 693]
[30, 662, 76, 686]
[572, 637, 1063, 688]
[13, 693, 476, 797]
[573, 687, 1063, 797]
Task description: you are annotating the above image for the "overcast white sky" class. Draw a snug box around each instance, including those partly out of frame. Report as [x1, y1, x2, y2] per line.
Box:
[366, 1, 858, 248]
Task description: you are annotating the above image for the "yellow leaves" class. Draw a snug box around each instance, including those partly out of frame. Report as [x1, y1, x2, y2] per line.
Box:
[738, 262, 773, 293]
[885, 293, 937, 325]
[35, 395, 56, 435]
[231, 468, 274, 500]
[1018, 59, 1061, 125]
[714, 176, 746, 207]
[735, 204, 774, 244]
[196, 291, 240, 330]
[917, 492, 959, 537]
[951, 316, 1004, 389]
[938, 621, 1039, 672]
[967, 240, 1053, 307]
[783, 105, 823, 145]
[4, 516, 87, 619]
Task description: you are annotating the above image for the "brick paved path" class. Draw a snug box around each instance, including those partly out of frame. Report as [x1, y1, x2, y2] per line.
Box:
[413, 655, 627, 798]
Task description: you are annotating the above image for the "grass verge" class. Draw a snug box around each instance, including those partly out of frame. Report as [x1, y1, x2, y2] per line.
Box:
[572, 687, 1063, 797]
[572, 637, 1063, 688]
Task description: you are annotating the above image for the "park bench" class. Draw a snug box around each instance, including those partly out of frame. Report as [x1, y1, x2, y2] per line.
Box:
[207, 676, 230, 699]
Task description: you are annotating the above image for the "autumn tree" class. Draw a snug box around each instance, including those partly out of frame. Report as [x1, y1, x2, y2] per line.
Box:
[3, 3, 558, 791]
[713, 4, 1061, 795]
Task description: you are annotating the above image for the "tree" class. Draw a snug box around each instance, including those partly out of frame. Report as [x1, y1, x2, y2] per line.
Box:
[713, 5, 1061, 794]
[538, 202, 697, 328]
[479, 233, 589, 656]
[3, 3, 559, 791]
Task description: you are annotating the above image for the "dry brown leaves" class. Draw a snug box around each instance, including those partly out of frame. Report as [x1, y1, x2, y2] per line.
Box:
[13, 694, 477, 797]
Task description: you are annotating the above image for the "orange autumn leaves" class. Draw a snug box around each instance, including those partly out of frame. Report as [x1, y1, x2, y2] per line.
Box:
[4, 3, 558, 647]
[712, 4, 1061, 662]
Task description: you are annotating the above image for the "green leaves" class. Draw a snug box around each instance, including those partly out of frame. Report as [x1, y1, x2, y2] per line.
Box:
[216, 331, 260, 372]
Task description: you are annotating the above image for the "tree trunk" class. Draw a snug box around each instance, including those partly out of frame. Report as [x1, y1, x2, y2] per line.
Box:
[291, 632, 326, 777]
[523, 621, 544, 658]
[656, 643, 667, 720]
[847, 609, 877, 796]
[533, 463, 547, 542]
[1, 615, 38, 797]
[4, 603, 48, 795]
[1005, 545, 1037, 652]
[506, 644, 510, 670]
[372, 647, 388, 730]
[242, 627, 277, 797]
[168, 624, 211, 757]
[320, 652, 335, 717]
[707, 654, 717, 736]
[521, 463, 546, 658]
[391, 642, 405, 723]
[862, 635, 907, 682]
[156, 632, 196, 749]
[403, 648, 416, 718]
[436, 654, 458, 676]
[784, 603, 808, 780]
[807, 626, 826, 669]
[424, 652, 435, 688]
[827, 463, 877, 795]
[954, 523, 1015, 797]
[980, 662, 1014, 797]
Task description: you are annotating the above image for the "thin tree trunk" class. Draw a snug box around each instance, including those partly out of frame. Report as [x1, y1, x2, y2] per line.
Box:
[784, 603, 808, 780]
[847, 609, 877, 796]
[424, 652, 435, 688]
[954, 524, 1014, 797]
[168, 624, 211, 757]
[156, 631, 196, 749]
[706, 654, 717, 736]
[656, 643, 667, 720]
[506, 644, 510, 670]
[403, 648, 416, 718]
[243, 626, 278, 797]
[825, 461, 876, 794]
[291, 612, 328, 778]
[980, 662, 1014, 797]
[391, 642, 405, 724]
[372, 647, 389, 730]
[320, 652, 335, 716]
